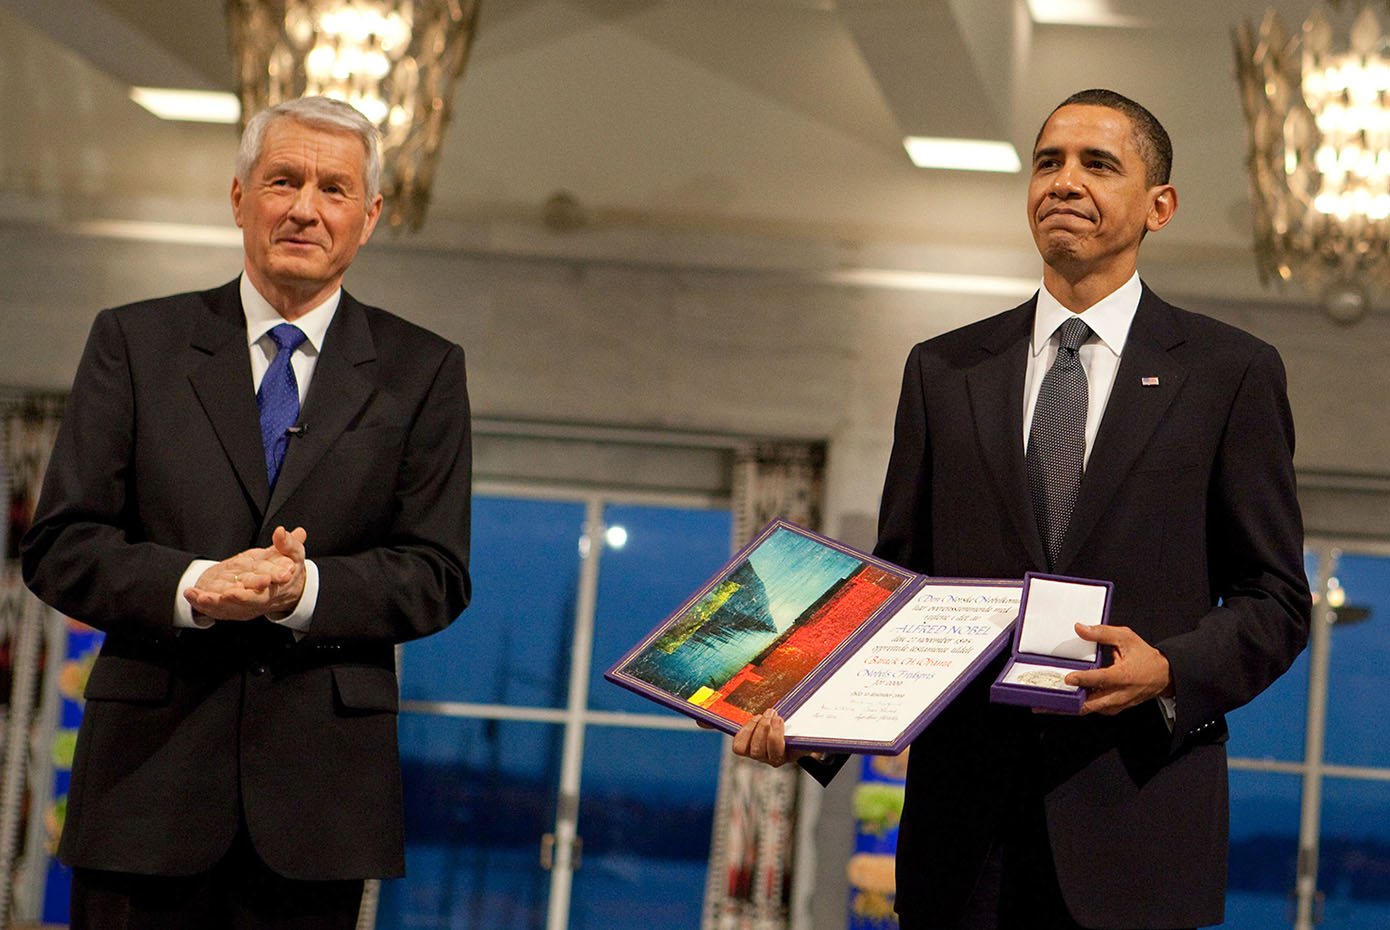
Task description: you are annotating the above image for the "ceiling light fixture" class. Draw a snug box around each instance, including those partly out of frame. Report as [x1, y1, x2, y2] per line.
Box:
[1026, 0, 1144, 28]
[227, 0, 481, 231]
[826, 269, 1037, 297]
[902, 136, 1022, 173]
[1234, 0, 1390, 323]
[130, 88, 242, 124]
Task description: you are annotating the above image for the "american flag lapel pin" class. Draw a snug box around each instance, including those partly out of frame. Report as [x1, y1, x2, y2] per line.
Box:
[1141, 376, 1160, 386]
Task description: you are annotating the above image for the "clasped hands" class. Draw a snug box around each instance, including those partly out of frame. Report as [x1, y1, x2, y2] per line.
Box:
[183, 525, 307, 622]
[729, 622, 1174, 769]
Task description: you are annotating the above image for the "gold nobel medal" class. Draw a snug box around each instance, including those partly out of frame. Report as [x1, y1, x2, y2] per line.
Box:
[1017, 669, 1070, 690]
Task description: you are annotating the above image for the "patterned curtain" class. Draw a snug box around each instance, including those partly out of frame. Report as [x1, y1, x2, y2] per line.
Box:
[2, 393, 65, 563]
[0, 392, 66, 922]
[702, 441, 825, 930]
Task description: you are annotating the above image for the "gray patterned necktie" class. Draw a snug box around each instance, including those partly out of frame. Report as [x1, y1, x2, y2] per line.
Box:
[1027, 316, 1092, 568]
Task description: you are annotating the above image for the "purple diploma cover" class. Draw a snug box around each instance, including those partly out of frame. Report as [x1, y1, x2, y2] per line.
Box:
[603, 519, 1023, 754]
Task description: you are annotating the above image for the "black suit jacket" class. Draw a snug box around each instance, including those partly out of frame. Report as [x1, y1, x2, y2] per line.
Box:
[872, 286, 1309, 927]
[21, 279, 471, 881]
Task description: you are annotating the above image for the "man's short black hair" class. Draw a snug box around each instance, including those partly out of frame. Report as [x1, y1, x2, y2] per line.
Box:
[1036, 88, 1173, 187]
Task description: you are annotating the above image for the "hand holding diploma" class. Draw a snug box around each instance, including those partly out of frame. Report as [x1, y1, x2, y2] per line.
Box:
[732, 709, 811, 768]
[184, 526, 308, 621]
[606, 521, 1023, 753]
[1065, 622, 1173, 715]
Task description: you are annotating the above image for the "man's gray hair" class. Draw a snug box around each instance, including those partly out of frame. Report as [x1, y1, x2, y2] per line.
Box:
[236, 96, 383, 203]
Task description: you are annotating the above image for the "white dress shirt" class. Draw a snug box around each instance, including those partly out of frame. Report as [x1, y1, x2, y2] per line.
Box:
[173, 274, 335, 631]
[1020, 271, 1176, 723]
[1022, 271, 1142, 462]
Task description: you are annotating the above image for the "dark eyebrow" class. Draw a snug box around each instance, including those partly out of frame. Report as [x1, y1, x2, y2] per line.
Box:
[1081, 146, 1123, 166]
[1031, 146, 1124, 167]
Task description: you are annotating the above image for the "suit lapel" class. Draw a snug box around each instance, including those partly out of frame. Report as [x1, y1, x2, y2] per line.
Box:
[965, 301, 1049, 568]
[187, 281, 271, 514]
[263, 292, 377, 526]
[1058, 287, 1188, 568]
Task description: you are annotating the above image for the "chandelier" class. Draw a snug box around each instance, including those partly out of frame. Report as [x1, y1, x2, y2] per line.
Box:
[228, 0, 481, 231]
[1234, 1, 1390, 323]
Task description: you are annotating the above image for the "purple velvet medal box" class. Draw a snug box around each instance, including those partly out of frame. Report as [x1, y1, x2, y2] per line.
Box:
[989, 572, 1114, 714]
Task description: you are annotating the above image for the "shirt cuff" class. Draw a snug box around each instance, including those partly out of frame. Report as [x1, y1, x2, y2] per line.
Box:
[270, 559, 319, 634]
[1157, 695, 1177, 731]
[175, 560, 219, 629]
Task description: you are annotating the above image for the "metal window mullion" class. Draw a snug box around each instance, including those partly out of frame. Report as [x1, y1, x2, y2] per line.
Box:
[1294, 543, 1338, 930]
[399, 700, 704, 732]
[544, 497, 606, 930]
[473, 478, 725, 512]
[1230, 755, 1390, 782]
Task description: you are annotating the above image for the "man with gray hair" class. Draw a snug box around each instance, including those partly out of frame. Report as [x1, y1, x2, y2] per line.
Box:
[22, 95, 472, 928]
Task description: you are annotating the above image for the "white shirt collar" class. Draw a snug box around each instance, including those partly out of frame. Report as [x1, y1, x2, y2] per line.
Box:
[240, 274, 341, 354]
[1031, 271, 1143, 358]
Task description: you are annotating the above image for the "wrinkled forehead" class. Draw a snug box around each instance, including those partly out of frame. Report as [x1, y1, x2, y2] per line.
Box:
[261, 118, 366, 159]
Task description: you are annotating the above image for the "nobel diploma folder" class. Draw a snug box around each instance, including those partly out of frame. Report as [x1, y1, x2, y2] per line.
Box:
[603, 519, 1023, 754]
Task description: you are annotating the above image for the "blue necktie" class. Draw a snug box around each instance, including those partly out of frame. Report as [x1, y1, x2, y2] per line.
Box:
[1027, 316, 1092, 569]
[257, 323, 308, 488]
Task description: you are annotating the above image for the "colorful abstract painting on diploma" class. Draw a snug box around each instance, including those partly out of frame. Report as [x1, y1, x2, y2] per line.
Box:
[619, 525, 911, 725]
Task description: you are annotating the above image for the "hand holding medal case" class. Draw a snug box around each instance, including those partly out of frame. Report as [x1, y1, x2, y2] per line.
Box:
[989, 572, 1114, 713]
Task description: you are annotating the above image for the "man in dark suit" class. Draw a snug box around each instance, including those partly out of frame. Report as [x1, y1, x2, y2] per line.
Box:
[21, 96, 471, 929]
[734, 89, 1310, 929]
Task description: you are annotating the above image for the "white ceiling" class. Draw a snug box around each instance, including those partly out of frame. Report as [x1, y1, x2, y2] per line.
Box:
[0, 0, 1359, 301]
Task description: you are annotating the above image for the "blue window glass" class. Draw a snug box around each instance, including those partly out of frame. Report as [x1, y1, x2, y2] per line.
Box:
[1224, 769, 1301, 928]
[400, 496, 585, 707]
[382, 715, 561, 930]
[1226, 649, 1310, 763]
[1225, 550, 1316, 763]
[1316, 551, 1390, 928]
[1322, 553, 1390, 769]
[567, 726, 723, 930]
[1317, 777, 1390, 929]
[387, 493, 732, 930]
[588, 503, 733, 715]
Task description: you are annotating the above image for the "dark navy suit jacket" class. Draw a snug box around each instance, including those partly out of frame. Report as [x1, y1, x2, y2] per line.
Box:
[865, 285, 1308, 927]
[23, 279, 472, 881]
